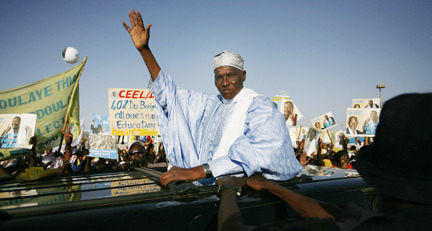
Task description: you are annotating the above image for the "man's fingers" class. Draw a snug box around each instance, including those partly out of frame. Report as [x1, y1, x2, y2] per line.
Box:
[146, 24, 152, 33]
[137, 11, 144, 27]
[130, 9, 138, 27]
[128, 11, 136, 28]
[122, 21, 131, 32]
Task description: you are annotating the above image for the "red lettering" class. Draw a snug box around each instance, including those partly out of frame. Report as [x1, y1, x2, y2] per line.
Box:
[119, 90, 126, 98]
[132, 90, 139, 99]
[126, 90, 132, 98]
[139, 91, 145, 98]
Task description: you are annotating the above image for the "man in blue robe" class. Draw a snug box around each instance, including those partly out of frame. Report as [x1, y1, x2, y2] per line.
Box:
[123, 9, 302, 186]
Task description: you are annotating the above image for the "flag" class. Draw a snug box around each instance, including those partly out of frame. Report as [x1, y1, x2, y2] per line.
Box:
[0, 57, 87, 160]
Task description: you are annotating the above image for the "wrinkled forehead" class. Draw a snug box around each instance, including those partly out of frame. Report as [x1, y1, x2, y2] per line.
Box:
[214, 65, 242, 75]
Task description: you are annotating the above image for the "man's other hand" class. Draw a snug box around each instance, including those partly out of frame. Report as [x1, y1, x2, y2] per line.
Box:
[160, 165, 206, 187]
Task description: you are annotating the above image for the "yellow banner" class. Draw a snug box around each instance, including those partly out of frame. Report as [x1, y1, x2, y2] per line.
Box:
[0, 57, 87, 160]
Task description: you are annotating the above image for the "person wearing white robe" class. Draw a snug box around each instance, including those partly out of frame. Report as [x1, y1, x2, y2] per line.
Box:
[122, 9, 302, 186]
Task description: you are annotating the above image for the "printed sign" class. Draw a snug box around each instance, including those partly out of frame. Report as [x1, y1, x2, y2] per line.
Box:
[108, 88, 159, 137]
[303, 127, 321, 156]
[90, 114, 109, 135]
[272, 94, 303, 127]
[311, 112, 337, 130]
[0, 114, 36, 149]
[88, 134, 118, 159]
[352, 98, 381, 108]
[346, 108, 381, 137]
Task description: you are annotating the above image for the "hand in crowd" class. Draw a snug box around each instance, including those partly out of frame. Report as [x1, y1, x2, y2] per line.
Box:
[300, 152, 310, 166]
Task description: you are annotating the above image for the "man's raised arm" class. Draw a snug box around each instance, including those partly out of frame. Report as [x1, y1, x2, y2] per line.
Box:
[122, 9, 161, 80]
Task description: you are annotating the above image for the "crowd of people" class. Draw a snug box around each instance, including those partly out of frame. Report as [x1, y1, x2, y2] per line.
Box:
[294, 131, 371, 170]
[0, 129, 166, 178]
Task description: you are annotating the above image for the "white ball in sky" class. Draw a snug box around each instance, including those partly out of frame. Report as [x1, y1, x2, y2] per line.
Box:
[62, 47, 80, 64]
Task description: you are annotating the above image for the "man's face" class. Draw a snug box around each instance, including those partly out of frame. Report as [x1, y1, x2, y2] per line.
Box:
[284, 102, 294, 115]
[368, 100, 373, 106]
[214, 66, 245, 99]
[349, 117, 358, 130]
[370, 111, 378, 122]
[128, 145, 145, 163]
[12, 117, 21, 130]
[309, 130, 316, 140]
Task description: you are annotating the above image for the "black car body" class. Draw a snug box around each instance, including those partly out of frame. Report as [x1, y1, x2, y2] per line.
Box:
[0, 165, 376, 230]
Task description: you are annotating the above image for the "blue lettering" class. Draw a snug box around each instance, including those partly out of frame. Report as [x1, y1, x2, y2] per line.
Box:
[29, 91, 36, 103]
[44, 85, 53, 97]
[18, 95, 27, 105]
[8, 97, 17, 107]
[35, 89, 43, 100]
[0, 100, 6, 109]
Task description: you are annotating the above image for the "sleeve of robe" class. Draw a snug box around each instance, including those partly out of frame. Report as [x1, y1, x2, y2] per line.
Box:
[148, 70, 215, 168]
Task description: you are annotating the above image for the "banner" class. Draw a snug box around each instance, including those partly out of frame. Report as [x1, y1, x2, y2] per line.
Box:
[0, 57, 86, 160]
[108, 88, 159, 136]
[311, 112, 337, 130]
[352, 98, 381, 108]
[346, 108, 381, 137]
[0, 114, 36, 149]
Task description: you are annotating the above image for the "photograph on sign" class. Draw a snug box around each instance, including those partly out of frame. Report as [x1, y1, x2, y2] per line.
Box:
[90, 114, 110, 135]
[280, 98, 303, 127]
[0, 114, 36, 149]
[352, 98, 381, 108]
[303, 127, 321, 156]
[311, 112, 337, 130]
[88, 134, 118, 159]
[346, 108, 381, 137]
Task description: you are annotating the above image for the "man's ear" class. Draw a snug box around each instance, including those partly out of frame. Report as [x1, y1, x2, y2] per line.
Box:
[242, 70, 246, 82]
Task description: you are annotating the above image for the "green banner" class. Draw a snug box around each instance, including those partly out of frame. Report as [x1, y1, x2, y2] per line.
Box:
[0, 57, 87, 160]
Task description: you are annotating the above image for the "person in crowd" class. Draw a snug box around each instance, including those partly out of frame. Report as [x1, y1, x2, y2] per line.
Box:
[41, 148, 63, 169]
[284, 101, 297, 126]
[145, 140, 156, 164]
[353, 104, 361, 108]
[354, 137, 364, 152]
[153, 141, 166, 164]
[334, 133, 348, 151]
[122, 9, 302, 186]
[124, 140, 148, 168]
[346, 116, 363, 135]
[332, 150, 352, 169]
[216, 93, 432, 230]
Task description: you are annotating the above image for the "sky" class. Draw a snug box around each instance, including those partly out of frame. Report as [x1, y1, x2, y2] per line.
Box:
[1, 0, 431, 132]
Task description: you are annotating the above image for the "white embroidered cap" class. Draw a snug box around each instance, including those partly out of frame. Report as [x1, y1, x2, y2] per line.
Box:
[213, 51, 244, 71]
